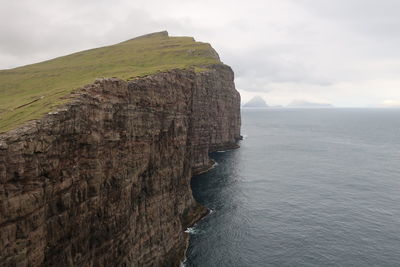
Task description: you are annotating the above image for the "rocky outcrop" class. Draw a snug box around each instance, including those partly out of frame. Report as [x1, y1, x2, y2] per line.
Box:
[0, 64, 241, 266]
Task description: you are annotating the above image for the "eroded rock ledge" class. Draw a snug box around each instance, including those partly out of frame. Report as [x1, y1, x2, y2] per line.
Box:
[0, 64, 241, 266]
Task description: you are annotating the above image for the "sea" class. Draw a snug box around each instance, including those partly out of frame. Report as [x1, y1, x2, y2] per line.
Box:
[185, 108, 400, 267]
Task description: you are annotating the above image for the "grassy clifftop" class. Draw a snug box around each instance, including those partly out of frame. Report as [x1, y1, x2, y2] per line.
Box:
[0, 31, 221, 132]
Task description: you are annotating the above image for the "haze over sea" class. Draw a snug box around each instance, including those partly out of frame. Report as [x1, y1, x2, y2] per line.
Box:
[186, 108, 400, 267]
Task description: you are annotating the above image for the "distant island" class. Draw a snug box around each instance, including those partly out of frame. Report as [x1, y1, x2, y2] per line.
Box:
[287, 100, 333, 108]
[243, 96, 268, 108]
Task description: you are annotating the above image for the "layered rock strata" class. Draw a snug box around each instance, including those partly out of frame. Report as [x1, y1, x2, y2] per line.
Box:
[0, 64, 241, 266]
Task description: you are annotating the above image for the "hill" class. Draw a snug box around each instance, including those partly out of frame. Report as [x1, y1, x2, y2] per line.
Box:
[243, 96, 268, 108]
[0, 31, 221, 132]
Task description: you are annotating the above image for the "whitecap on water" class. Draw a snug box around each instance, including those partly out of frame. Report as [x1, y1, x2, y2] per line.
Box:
[211, 162, 219, 169]
[180, 259, 187, 267]
[184, 227, 196, 234]
[185, 227, 205, 235]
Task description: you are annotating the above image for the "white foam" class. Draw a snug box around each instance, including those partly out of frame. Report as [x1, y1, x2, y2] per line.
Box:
[180, 259, 187, 267]
[207, 162, 219, 171]
[184, 226, 207, 235]
[184, 227, 196, 234]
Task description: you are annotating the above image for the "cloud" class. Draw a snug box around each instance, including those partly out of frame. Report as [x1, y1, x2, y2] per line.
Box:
[0, 0, 172, 68]
[380, 100, 400, 107]
[1, 0, 400, 106]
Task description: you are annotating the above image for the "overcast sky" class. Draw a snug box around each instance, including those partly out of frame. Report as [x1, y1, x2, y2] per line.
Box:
[1, 0, 400, 107]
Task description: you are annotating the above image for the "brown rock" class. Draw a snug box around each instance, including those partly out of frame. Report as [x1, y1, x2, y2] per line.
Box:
[0, 65, 240, 266]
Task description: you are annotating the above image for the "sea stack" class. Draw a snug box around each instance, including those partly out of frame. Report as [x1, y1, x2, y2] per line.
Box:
[0, 32, 241, 266]
[243, 96, 268, 108]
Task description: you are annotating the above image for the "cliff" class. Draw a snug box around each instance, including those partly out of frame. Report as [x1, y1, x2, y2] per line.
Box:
[0, 32, 241, 266]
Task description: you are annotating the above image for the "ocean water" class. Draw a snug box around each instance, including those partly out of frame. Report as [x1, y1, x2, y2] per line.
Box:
[185, 108, 400, 267]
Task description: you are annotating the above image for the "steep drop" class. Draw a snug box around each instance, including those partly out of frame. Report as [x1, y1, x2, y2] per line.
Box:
[0, 64, 240, 266]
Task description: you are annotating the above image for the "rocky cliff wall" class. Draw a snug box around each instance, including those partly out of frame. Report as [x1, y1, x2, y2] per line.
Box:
[0, 64, 241, 266]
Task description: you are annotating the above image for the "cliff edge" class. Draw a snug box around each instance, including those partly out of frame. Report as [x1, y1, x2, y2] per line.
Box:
[0, 32, 241, 266]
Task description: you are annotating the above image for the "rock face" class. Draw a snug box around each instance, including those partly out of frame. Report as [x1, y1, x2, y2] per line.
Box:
[0, 65, 241, 266]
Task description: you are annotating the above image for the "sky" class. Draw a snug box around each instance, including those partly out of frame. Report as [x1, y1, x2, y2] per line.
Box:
[1, 0, 400, 107]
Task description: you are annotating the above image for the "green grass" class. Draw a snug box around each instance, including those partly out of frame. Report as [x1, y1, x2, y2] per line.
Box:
[0, 31, 221, 133]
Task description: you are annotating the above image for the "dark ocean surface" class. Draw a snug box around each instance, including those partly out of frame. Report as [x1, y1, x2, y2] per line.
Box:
[185, 108, 400, 267]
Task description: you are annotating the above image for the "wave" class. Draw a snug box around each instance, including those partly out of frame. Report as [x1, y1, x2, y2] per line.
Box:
[184, 226, 206, 235]
[184, 227, 196, 234]
[211, 162, 219, 169]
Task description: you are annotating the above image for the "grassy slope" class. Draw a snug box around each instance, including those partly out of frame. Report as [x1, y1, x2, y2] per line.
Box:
[0, 31, 221, 133]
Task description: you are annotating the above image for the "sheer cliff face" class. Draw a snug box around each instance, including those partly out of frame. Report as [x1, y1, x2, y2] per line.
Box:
[0, 65, 240, 266]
